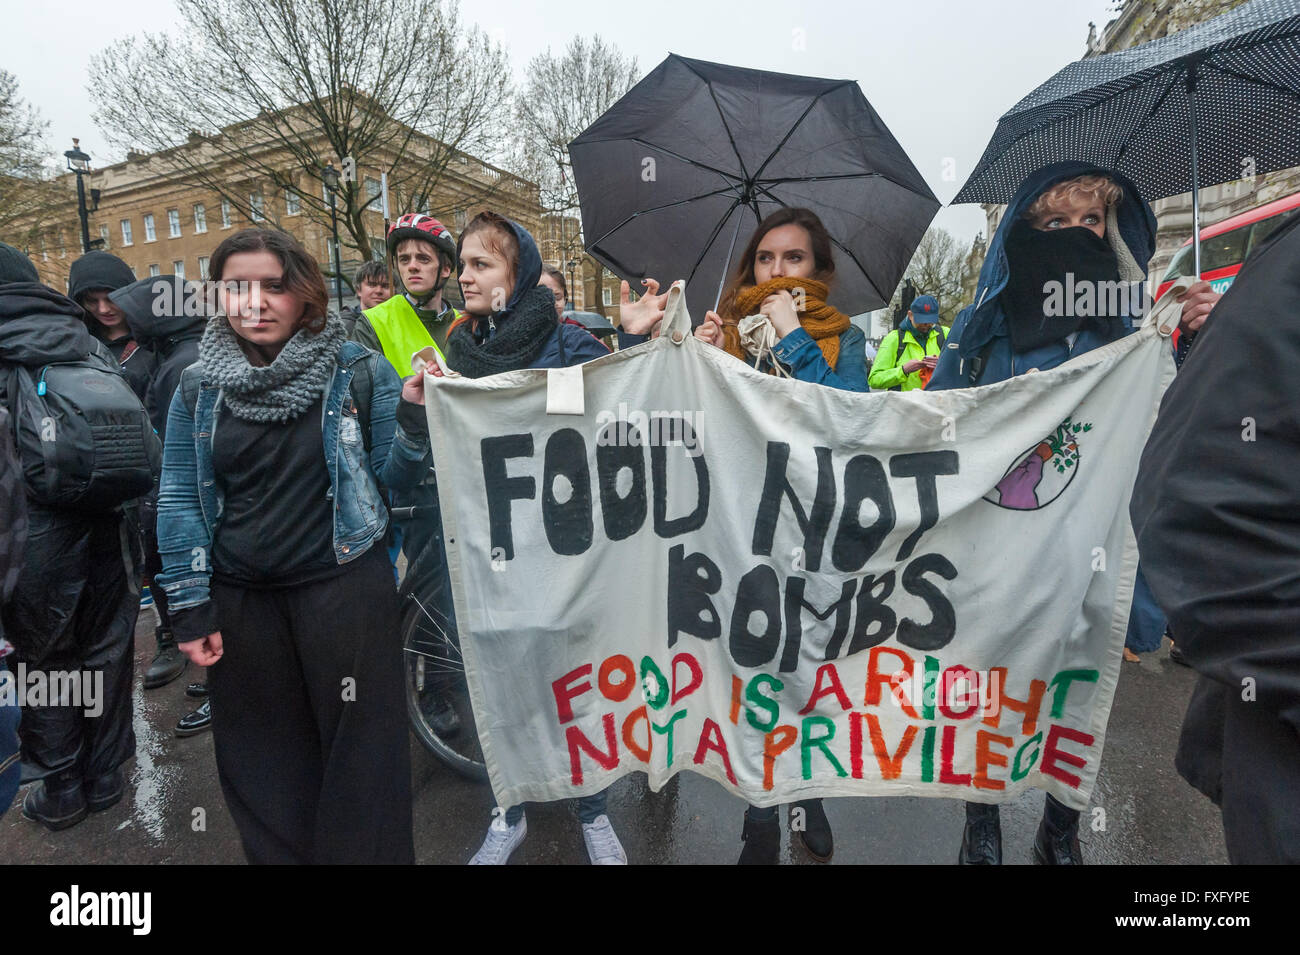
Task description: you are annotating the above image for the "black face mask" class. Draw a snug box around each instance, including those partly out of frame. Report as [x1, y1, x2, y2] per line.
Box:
[1001, 222, 1121, 353]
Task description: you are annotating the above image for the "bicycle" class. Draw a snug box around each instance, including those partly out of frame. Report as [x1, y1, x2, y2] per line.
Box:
[392, 504, 488, 782]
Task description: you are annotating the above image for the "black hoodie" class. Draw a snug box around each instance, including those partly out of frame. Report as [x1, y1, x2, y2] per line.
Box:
[110, 276, 206, 441]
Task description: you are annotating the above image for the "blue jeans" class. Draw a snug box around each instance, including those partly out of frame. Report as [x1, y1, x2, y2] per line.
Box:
[505, 789, 607, 827]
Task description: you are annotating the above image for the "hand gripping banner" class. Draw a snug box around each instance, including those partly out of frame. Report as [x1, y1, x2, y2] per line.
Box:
[423, 283, 1176, 810]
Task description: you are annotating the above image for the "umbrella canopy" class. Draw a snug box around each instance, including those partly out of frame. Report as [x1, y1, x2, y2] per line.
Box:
[955, 0, 1300, 271]
[563, 309, 617, 336]
[569, 54, 939, 322]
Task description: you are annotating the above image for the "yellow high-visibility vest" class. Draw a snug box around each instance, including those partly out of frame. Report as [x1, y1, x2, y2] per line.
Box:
[361, 295, 454, 378]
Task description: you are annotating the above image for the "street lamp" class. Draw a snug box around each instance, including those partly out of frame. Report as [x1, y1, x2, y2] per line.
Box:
[322, 161, 345, 315]
[566, 257, 579, 311]
[64, 139, 93, 254]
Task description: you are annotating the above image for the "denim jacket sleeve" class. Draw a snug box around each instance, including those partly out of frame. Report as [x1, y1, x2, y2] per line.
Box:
[365, 355, 433, 492]
[771, 325, 870, 392]
[154, 379, 213, 614]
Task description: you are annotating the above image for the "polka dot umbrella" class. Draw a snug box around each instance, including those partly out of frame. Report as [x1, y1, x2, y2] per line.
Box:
[954, 0, 1300, 277]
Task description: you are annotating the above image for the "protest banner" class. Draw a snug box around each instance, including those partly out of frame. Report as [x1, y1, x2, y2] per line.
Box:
[423, 285, 1175, 810]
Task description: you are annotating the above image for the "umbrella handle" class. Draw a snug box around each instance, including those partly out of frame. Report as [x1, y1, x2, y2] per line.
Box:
[661, 280, 693, 343]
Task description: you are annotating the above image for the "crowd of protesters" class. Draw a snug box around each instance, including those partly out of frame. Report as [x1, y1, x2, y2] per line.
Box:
[3, 148, 1297, 867]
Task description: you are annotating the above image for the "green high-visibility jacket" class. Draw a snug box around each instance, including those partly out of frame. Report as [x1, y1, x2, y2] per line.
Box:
[868, 325, 946, 391]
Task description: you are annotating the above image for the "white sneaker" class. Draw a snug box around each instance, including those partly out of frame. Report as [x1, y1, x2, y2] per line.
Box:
[581, 814, 627, 865]
[469, 810, 526, 865]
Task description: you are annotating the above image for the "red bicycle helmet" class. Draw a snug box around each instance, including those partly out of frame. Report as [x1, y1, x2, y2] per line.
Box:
[387, 213, 456, 263]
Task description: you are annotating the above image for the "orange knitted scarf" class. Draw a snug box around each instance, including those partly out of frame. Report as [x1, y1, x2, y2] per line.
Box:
[722, 277, 850, 371]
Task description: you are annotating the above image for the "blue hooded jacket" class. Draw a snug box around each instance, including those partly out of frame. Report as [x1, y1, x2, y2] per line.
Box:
[460, 217, 609, 370]
[928, 161, 1157, 390]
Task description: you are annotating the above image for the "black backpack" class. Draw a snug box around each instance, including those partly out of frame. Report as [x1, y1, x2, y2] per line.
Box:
[6, 352, 160, 511]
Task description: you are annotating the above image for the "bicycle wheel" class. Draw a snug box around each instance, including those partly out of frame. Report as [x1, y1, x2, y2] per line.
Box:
[402, 592, 488, 782]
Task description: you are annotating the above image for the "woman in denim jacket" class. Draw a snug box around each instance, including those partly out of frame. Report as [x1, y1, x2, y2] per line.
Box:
[156, 228, 433, 864]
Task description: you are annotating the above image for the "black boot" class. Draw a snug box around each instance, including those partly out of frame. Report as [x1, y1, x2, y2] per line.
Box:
[958, 801, 1002, 864]
[1033, 794, 1083, 864]
[175, 700, 212, 737]
[738, 808, 780, 865]
[22, 772, 88, 831]
[144, 628, 186, 689]
[84, 767, 126, 813]
[419, 692, 461, 737]
[791, 798, 833, 862]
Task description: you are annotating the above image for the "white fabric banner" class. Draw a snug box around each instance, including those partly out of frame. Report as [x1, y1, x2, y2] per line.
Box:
[424, 290, 1175, 811]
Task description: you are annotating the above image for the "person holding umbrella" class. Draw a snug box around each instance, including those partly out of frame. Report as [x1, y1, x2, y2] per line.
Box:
[632, 206, 862, 863]
[686, 207, 869, 395]
[929, 160, 1214, 865]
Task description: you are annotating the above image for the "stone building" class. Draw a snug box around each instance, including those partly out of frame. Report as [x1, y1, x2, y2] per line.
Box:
[984, 0, 1299, 280]
[4, 106, 545, 305]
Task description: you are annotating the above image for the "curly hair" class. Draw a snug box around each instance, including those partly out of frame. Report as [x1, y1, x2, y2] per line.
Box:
[1024, 175, 1124, 222]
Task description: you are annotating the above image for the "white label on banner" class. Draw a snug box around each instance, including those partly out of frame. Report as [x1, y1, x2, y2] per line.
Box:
[546, 365, 585, 415]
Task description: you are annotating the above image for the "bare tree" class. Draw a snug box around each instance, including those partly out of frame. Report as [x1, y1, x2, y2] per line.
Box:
[509, 35, 639, 269]
[89, 0, 514, 259]
[0, 70, 58, 240]
[887, 226, 968, 324]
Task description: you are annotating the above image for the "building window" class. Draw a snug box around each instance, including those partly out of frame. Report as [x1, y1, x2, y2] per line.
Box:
[193, 203, 207, 233]
[325, 238, 336, 263]
[198, 255, 210, 280]
[168, 209, 181, 238]
[172, 259, 185, 279]
[99, 224, 110, 250]
[249, 193, 264, 221]
[143, 213, 156, 242]
[370, 238, 386, 261]
[120, 219, 133, 246]
[364, 176, 381, 210]
[148, 264, 160, 277]
[285, 188, 300, 216]
[221, 199, 232, 229]
[455, 209, 467, 230]
[58, 231, 66, 257]
[602, 286, 612, 306]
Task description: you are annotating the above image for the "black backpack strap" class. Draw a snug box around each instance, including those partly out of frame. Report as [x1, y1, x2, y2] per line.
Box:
[349, 356, 373, 454]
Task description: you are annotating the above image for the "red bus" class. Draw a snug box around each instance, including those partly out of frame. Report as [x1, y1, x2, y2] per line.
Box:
[1155, 190, 1300, 302]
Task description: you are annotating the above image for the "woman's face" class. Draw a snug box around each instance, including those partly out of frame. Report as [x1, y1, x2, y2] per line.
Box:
[538, 271, 565, 318]
[753, 224, 816, 284]
[1029, 192, 1106, 238]
[81, 290, 128, 339]
[458, 232, 513, 316]
[219, 250, 305, 349]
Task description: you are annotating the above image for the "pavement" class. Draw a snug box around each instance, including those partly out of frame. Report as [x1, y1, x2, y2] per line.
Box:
[1, 608, 1229, 865]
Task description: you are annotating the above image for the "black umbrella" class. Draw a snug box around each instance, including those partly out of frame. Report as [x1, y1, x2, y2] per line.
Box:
[955, 0, 1300, 276]
[569, 54, 939, 321]
[563, 308, 618, 337]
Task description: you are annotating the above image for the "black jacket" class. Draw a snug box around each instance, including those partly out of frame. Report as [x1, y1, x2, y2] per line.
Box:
[110, 276, 205, 444]
[1130, 213, 1300, 862]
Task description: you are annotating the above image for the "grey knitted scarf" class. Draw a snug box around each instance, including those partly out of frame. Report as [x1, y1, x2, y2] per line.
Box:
[198, 313, 345, 422]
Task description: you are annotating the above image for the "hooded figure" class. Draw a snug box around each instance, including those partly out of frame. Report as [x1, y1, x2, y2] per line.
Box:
[927, 163, 1161, 866]
[67, 250, 154, 399]
[447, 217, 609, 378]
[1131, 212, 1300, 863]
[0, 255, 139, 830]
[109, 275, 208, 692]
[929, 161, 1156, 390]
[110, 275, 206, 445]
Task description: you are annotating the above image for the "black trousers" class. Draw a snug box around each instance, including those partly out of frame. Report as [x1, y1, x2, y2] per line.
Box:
[4, 511, 137, 782]
[208, 545, 414, 864]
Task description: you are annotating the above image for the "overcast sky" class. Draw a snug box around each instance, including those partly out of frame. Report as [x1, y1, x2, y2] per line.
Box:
[10, 0, 1118, 245]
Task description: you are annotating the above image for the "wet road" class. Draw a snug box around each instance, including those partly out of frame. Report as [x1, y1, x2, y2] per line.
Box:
[1, 612, 1228, 865]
